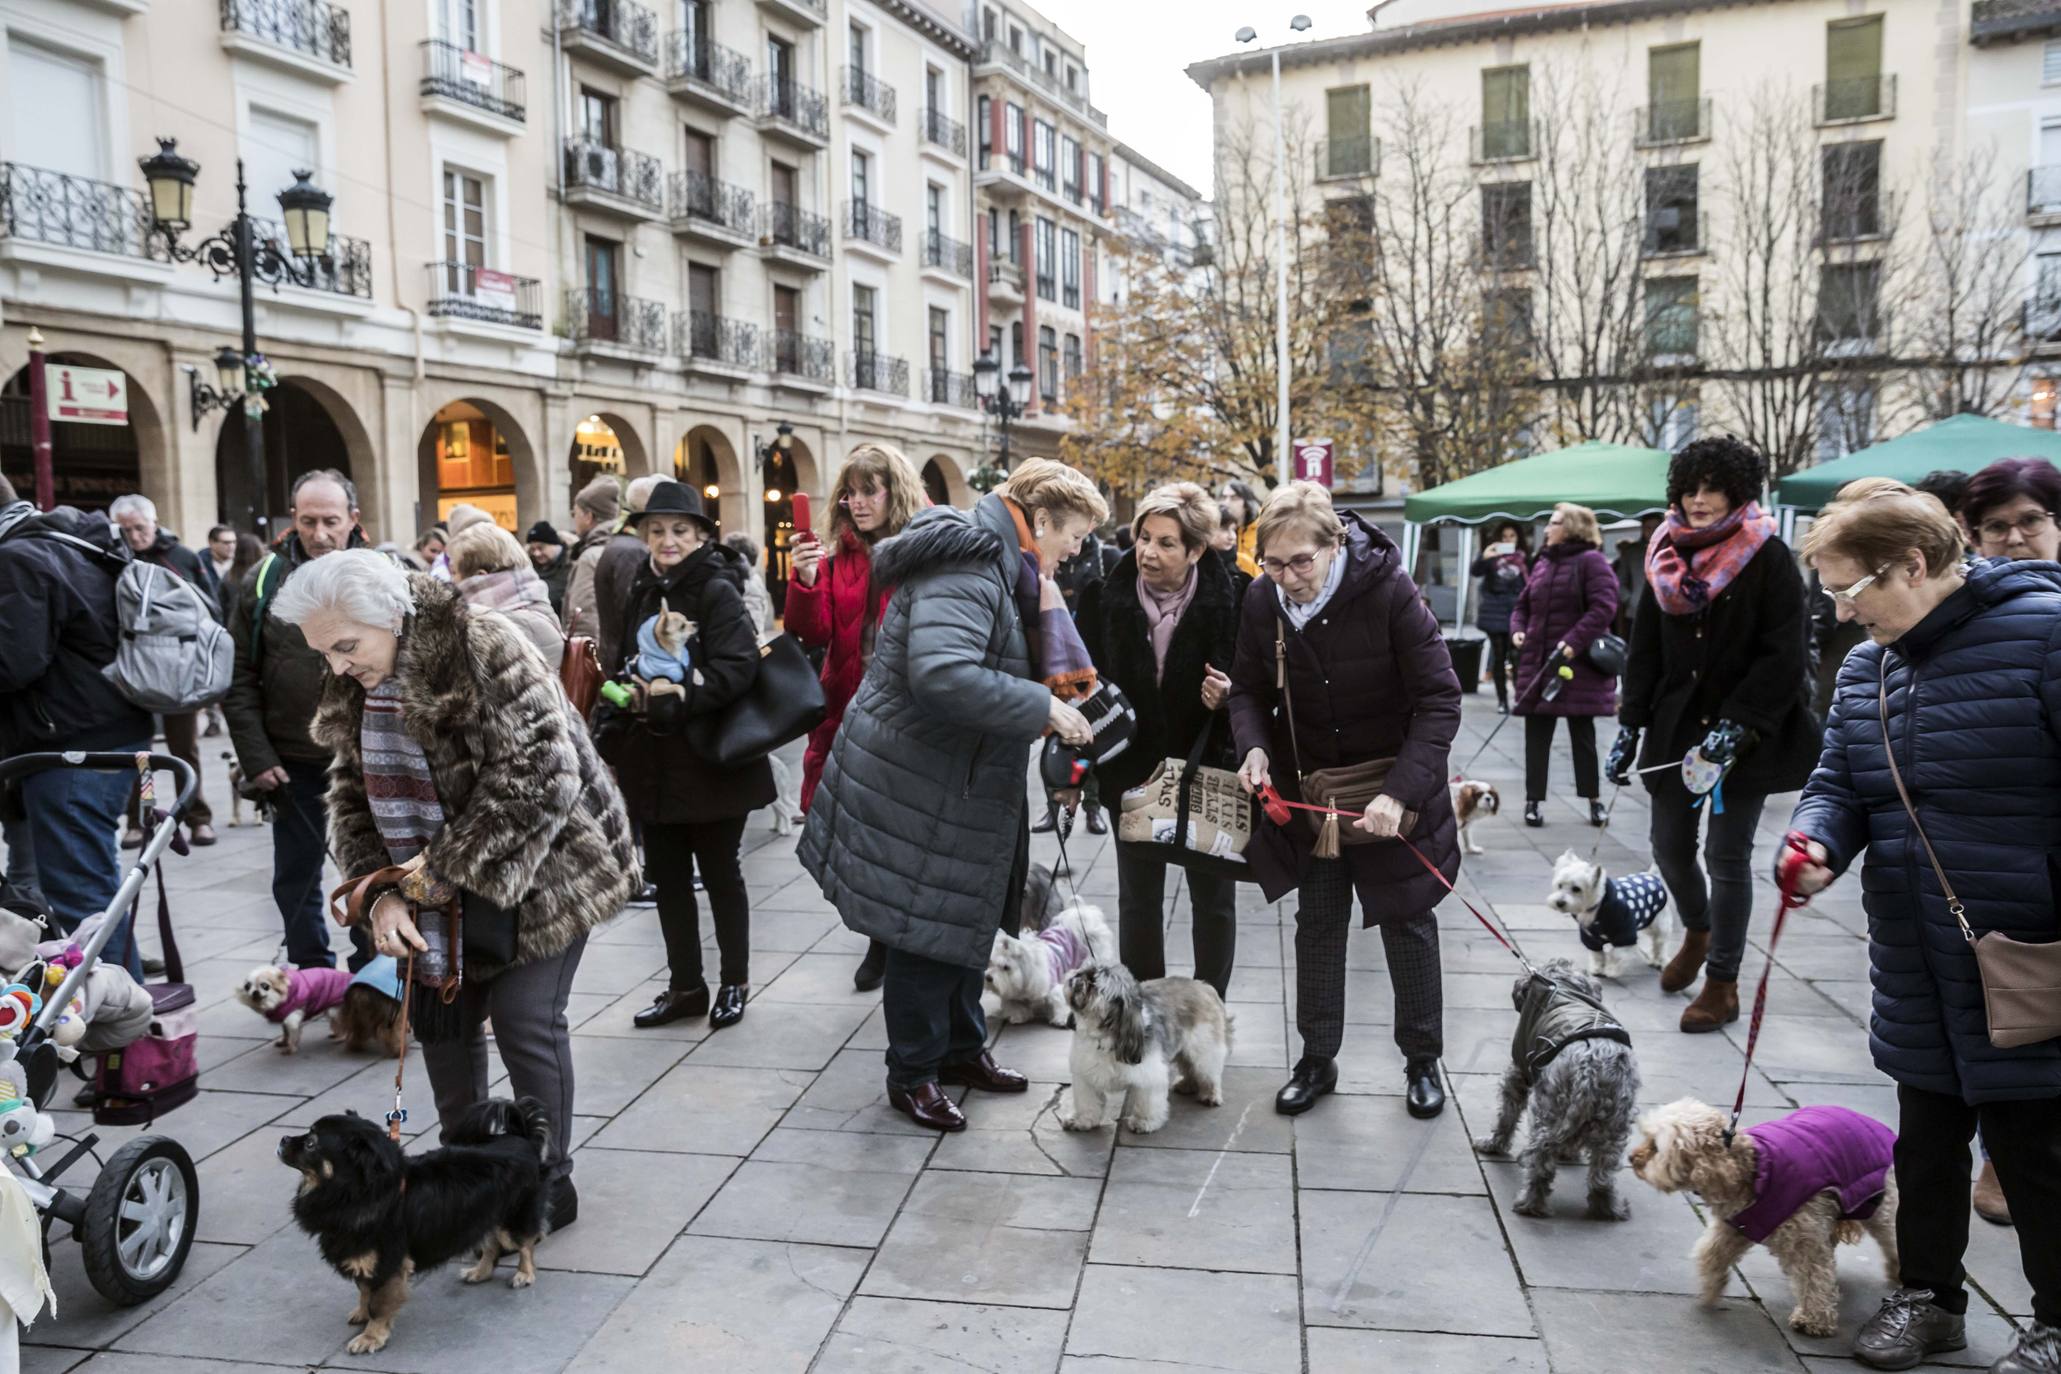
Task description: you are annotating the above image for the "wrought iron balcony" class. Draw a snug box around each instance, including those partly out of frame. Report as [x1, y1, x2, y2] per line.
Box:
[1815, 75, 1895, 125]
[842, 67, 897, 124]
[2029, 166, 2061, 218]
[665, 33, 751, 109]
[922, 229, 971, 277]
[847, 351, 908, 397]
[250, 217, 371, 296]
[1471, 120, 1536, 164]
[768, 327, 834, 382]
[220, 0, 351, 69]
[420, 40, 525, 122]
[762, 201, 830, 258]
[557, 0, 658, 70]
[675, 309, 760, 368]
[425, 262, 541, 328]
[669, 170, 755, 238]
[563, 138, 664, 216]
[1315, 135, 1377, 181]
[925, 369, 977, 408]
[844, 201, 902, 254]
[565, 287, 667, 352]
[922, 107, 966, 157]
[758, 76, 829, 143]
[1634, 98, 1709, 147]
[0, 162, 163, 262]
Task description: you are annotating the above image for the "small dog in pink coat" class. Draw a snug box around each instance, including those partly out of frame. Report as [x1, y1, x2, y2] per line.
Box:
[235, 964, 354, 1054]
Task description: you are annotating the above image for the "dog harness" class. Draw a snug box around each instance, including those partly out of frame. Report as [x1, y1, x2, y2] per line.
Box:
[1034, 926, 1089, 985]
[266, 965, 353, 1023]
[1578, 870, 1670, 951]
[1510, 973, 1632, 1083]
[1726, 1106, 1897, 1243]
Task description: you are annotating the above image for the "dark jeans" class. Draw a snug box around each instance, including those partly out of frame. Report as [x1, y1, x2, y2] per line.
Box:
[1294, 857, 1442, 1065]
[272, 758, 371, 971]
[1115, 841, 1236, 998]
[645, 815, 750, 988]
[1484, 631, 1514, 706]
[1646, 771, 1767, 982]
[1895, 1083, 2061, 1326]
[21, 750, 146, 978]
[422, 933, 585, 1187]
[881, 945, 988, 1089]
[1524, 714, 1599, 802]
[129, 712, 212, 829]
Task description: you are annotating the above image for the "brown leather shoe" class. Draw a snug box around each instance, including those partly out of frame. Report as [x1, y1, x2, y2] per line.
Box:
[1974, 1158, 2014, 1226]
[938, 1051, 1029, 1094]
[188, 823, 217, 847]
[887, 1080, 967, 1132]
[1680, 976, 1739, 1033]
[1660, 929, 1710, 994]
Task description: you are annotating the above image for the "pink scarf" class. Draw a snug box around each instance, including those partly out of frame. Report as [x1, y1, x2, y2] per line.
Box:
[1645, 501, 1775, 615]
[1138, 564, 1198, 684]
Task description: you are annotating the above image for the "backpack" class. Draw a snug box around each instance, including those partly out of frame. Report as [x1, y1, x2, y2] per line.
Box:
[104, 560, 234, 712]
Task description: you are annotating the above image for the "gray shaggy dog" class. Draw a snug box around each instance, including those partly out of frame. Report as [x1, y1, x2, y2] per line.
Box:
[1473, 959, 1641, 1221]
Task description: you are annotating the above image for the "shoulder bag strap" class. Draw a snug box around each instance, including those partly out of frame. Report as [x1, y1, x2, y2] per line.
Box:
[153, 860, 184, 985]
[1274, 618, 1304, 782]
[1878, 661, 1977, 943]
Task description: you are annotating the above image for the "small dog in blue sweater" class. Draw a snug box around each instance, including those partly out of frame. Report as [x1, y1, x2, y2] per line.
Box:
[1546, 850, 1671, 979]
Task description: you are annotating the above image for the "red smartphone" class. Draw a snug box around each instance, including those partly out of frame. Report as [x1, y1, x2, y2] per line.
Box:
[790, 491, 813, 543]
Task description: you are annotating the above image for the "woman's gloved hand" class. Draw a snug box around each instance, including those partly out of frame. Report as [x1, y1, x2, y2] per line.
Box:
[1605, 727, 1641, 786]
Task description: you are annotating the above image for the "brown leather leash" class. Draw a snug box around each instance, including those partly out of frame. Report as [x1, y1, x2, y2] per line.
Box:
[327, 867, 436, 1143]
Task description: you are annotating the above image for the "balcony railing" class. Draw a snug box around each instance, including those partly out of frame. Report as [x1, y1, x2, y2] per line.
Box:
[847, 351, 908, 396]
[925, 369, 977, 408]
[922, 229, 971, 277]
[844, 201, 902, 253]
[669, 170, 755, 236]
[2029, 165, 2061, 217]
[221, 0, 352, 68]
[425, 262, 541, 328]
[1316, 135, 1377, 181]
[922, 107, 966, 157]
[249, 216, 371, 296]
[563, 138, 663, 214]
[0, 163, 163, 262]
[768, 327, 834, 382]
[675, 309, 760, 367]
[762, 201, 830, 257]
[987, 259, 1024, 294]
[1634, 98, 1709, 146]
[1472, 120, 1535, 163]
[759, 75, 829, 141]
[664, 33, 751, 107]
[565, 287, 667, 352]
[420, 40, 525, 122]
[1814, 74, 1895, 124]
[1642, 209, 1707, 257]
[974, 39, 1106, 127]
[841, 66, 897, 124]
[556, 0, 658, 67]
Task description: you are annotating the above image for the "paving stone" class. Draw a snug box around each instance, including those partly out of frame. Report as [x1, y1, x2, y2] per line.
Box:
[861, 1171, 1098, 1308]
[1090, 1144, 1297, 1273]
[27, 1241, 244, 1354]
[191, 1126, 301, 1246]
[567, 942, 666, 996]
[111, 1230, 350, 1366]
[755, 952, 878, 1004]
[1480, 1159, 1709, 1294]
[1718, 1014, 1879, 1083]
[815, 1297, 1070, 1373]
[536, 1147, 734, 1276]
[1105, 1067, 1294, 1154]
[1531, 1288, 1813, 1372]
[1300, 1190, 1533, 1336]
[1736, 1236, 2016, 1367]
[585, 1062, 809, 1156]
[683, 998, 871, 1071]
[1305, 1328, 1550, 1372]
[323, 1267, 635, 1374]
[1224, 999, 1289, 1068]
[577, 980, 712, 1042]
[19, 1349, 88, 1374]
[1066, 1264, 1301, 1373]
[58, 1358, 285, 1374]
[986, 1022, 1077, 1081]
[1295, 1090, 1488, 1195]
[782, 1048, 948, 1136]
[939, 1080, 1115, 1178]
[689, 1126, 930, 1247]
[735, 907, 840, 952]
[555, 1032, 691, 1116]
[1965, 1206, 2035, 1317]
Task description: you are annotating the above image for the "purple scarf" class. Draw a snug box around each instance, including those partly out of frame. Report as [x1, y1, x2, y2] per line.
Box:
[1137, 565, 1198, 685]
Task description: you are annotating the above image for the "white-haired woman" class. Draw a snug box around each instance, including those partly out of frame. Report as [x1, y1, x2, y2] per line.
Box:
[275, 549, 638, 1231]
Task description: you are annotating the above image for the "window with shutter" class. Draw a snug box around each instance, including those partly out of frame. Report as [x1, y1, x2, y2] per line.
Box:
[1480, 67, 1531, 159]
[2044, 39, 2061, 85]
[1646, 44, 1700, 142]
[1324, 86, 1372, 177]
[1825, 16, 1884, 120]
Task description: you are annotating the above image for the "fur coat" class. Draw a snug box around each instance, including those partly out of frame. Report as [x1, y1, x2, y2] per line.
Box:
[313, 575, 637, 968]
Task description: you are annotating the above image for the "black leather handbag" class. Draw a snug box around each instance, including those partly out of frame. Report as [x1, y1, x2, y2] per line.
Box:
[1586, 632, 1628, 677]
[684, 632, 828, 767]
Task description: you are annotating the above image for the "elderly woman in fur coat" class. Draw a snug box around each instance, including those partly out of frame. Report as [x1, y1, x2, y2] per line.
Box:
[277, 549, 638, 1232]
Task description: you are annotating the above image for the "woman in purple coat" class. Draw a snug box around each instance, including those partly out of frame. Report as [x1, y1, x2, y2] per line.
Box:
[1228, 483, 1462, 1122]
[1511, 502, 1620, 828]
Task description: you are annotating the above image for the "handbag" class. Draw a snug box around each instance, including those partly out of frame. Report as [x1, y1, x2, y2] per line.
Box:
[1879, 667, 2061, 1049]
[92, 860, 198, 1125]
[1586, 631, 1628, 677]
[1275, 623, 1419, 859]
[683, 632, 828, 768]
[1115, 724, 1257, 882]
[561, 633, 604, 717]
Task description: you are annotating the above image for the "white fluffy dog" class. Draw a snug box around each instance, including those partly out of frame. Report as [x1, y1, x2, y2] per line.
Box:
[1058, 961, 1232, 1135]
[1629, 1098, 1900, 1337]
[984, 900, 1114, 1026]
[1545, 850, 1671, 978]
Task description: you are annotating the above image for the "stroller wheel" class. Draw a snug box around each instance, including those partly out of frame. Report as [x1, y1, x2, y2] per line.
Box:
[80, 1136, 198, 1305]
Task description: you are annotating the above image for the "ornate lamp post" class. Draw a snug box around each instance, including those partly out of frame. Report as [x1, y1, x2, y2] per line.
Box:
[139, 138, 338, 538]
[972, 349, 1035, 480]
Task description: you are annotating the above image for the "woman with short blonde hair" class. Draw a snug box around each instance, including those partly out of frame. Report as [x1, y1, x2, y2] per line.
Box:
[1131, 482, 1219, 554]
[1253, 482, 1346, 560]
[442, 521, 564, 670]
[997, 457, 1110, 530]
[1511, 500, 1619, 828]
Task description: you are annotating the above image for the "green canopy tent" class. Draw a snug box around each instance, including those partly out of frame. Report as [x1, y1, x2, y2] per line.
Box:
[1774, 414, 2061, 511]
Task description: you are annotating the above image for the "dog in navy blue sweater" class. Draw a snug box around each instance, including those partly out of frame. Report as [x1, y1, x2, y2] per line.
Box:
[1546, 850, 1672, 978]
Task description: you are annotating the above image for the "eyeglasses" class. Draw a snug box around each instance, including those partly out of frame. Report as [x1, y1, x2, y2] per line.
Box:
[1976, 511, 2056, 545]
[1260, 552, 1321, 579]
[1821, 564, 1891, 607]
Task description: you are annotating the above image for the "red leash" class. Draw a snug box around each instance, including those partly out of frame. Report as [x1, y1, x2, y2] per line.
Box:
[1725, 831, 1817, 1141]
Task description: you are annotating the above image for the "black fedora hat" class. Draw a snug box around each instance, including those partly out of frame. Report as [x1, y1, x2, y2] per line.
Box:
[630, 480, 716, 535]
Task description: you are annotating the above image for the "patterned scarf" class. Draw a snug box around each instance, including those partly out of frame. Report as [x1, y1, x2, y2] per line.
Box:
[1003, 498, 1097, 704]
[1645, 501, 1776, 616]
[1137, 563, 1198, 685]
[360, 676, 464, 1037]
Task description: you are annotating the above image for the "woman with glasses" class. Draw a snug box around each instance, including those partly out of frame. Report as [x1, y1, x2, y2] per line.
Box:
[1962, 458, 2061, 564]
[1610, 439, 1818, 1032]
[1228, 483, 1461, 1121]
[1784, 478, 2061, 1374]
[1511, 503, 1620, 828]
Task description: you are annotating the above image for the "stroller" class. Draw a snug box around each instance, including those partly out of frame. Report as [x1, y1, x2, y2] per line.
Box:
[0, 751, 201, 1306]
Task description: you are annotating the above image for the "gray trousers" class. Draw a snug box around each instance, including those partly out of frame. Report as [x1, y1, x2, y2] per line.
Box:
[1295, 857, 1443, 1066]
[420, 933, 586, 1186]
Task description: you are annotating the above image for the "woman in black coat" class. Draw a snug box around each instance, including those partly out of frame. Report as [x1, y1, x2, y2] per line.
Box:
[611, 482, 775, 1033]
[1078, 483, 1240, 997]
[1610, 439, 1818, 1033]
[1228, 483, 1462, 1122]
[1469, 520, 1529, 714]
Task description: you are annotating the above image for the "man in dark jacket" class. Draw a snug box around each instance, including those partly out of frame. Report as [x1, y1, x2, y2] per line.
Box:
[222, 469, 371, 971]
[110, 494, 218, 845]
[526, 522, 570, 618]
[0, 476, 150, 974]
[593, 474, 662, 674]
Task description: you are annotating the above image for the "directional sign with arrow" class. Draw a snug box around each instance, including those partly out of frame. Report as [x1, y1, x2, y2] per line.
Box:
[46, 365, 129, 427]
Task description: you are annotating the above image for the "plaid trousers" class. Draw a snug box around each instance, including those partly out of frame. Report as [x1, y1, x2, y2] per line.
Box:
[1294, 857, 1444, 1065]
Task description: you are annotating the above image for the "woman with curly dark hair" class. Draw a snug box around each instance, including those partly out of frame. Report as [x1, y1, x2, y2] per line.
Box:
[1610, 437, 1819, 1032]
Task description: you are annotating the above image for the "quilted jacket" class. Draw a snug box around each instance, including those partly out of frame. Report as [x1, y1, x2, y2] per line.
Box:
[1788, 558, 2061, 1103]
[1511, 541, 1620, 718]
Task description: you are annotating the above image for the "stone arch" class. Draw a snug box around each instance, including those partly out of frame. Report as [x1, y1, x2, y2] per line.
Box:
[674, 424, 746, 538]
[568, 409, 648, 513]
[418, 396, 540, 535]
[0, 351, 164, 515]
[921, 452, 973, 509]
[213, 373, 371, 536]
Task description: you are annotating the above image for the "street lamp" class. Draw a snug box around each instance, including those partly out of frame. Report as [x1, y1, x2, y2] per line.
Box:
[141, 137, 341, 538]
[972, 350, 1035, 472]
[1237, 15, 1311, 484]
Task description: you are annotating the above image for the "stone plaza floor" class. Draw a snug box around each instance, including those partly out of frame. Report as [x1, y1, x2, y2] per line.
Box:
[2, 692, 2032, 1373]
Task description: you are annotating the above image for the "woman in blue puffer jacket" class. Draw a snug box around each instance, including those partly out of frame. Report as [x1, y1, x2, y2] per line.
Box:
[1785, 477, 2061, 1374]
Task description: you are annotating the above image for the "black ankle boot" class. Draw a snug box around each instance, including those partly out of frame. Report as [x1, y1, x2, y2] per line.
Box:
[1524, 801, 1544, 828]
[853, 941, 887, 993]
[1030, 804, 1059, 834]
[1588, 799, 1608, 827]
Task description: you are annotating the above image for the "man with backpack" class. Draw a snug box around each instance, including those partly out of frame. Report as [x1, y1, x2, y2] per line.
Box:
[222, 469, 372, 973]
[110, 494, 221, 847]
[0, 475, 151, 976]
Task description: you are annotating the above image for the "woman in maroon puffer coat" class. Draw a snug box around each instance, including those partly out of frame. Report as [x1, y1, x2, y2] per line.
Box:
[1511, 502, 1620, 829]
[784, 442, 926, 992]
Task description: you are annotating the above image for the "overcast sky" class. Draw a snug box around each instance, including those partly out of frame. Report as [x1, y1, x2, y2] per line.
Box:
[1029, 1, 1379, 195]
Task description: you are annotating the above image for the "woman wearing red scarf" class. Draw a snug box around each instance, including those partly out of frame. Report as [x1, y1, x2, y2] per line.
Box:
[786, 442, 927, 992]
[1610, 438, 1819, 1032]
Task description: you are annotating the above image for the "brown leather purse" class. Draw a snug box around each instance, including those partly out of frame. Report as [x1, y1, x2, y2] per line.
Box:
[561, 633, 605, 717]
[1275, 622, 1418, 858]
[1879, 667, 2061, 1049]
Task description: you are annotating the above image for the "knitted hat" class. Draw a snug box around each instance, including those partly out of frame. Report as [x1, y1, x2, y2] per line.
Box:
[574, 475, 622, 522]
[525, 521, 562, 546]
[446, 503, 494, 536]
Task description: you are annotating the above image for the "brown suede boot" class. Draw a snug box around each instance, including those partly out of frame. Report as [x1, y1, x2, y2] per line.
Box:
[1680, 977, 1739, 1033]
[1660, 929, 1710, 994]
[1974, 1158, 2013, 1226]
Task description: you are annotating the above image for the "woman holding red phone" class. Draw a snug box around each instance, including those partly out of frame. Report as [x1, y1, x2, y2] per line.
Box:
[785, 443, 928, 992]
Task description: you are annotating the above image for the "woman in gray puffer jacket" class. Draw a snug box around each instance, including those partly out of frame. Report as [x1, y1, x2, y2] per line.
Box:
[801, 461, 1103, 1134]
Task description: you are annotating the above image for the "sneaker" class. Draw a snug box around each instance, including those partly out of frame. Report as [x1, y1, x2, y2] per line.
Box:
[1995, 1323, 2061, 1374]
[1853, 1288, 1967, 1370]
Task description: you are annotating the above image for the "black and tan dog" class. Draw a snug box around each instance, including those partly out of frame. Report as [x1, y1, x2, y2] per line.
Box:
[279, 1098, 551, 1356]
